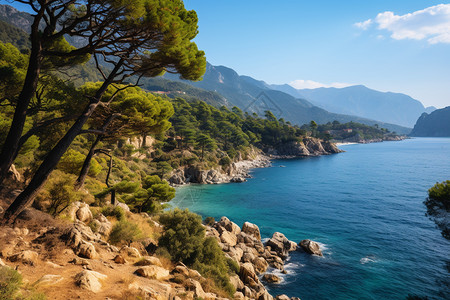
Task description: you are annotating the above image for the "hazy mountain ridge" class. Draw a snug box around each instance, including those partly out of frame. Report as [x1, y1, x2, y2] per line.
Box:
[164, 64, 411, 134]
[271, 83, 435, 128]
[410, 106, 450, 137]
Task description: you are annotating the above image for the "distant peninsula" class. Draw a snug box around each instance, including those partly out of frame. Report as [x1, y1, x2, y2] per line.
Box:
[410, 106, 450, 137]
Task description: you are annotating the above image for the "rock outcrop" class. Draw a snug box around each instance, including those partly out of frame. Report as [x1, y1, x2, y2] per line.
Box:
[298, 239, 323, 256]
[265, 137, 343, 158]
[168, 154, 271, 186]
[74, 270, 107, 293]
[205, 217, 303, 299]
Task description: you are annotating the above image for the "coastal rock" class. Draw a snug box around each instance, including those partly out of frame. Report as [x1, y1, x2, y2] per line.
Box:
[242, 222, 261, 241]
[239, 262, 258, 285]
[230, 274, 244, 290]
[265, 232, 294, 259]
[135, 266, 170, 280]
[75, 270, 107, 293]
[220, 230, 237, 246]
[298, 239, 323, 256]
[263, 273, 281, 283]
[275, 295, 291, 300]
[259, 291, 275, 300]
[219, 216, 241, 235]
[252, 257, 269, 274]
[234, 292, 245, 300]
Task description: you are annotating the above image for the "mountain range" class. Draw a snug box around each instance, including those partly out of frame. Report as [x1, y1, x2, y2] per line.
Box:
[271, 84, 435, 128]
[160, 64, 412, 134]
[0, 3, 435, 135]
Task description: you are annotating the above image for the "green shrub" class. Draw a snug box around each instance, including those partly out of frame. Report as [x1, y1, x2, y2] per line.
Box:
[109, 220, 142, 245]
[0, 266, 22, 300]
[35, 170, 86, 216]
[101, 206, 126, 221]
[427, 180, 450, 210]
[219, 156, 231, 167]
[159, 209, 234, 296]
[158, 209, 204, 264]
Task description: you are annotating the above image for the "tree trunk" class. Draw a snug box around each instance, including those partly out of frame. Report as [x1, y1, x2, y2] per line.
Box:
[74, 136, 102, 190]
[0, 12, 44, 185]
[2, 60, 123, 224]
[74, 113, 118, 190]
[141, 133, 147, 148]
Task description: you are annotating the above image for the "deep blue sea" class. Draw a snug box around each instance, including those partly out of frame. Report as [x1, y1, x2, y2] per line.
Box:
[170, 138, 450, 300]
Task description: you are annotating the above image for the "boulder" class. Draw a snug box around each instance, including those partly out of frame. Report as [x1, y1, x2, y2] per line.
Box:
[76, 204, 93, 223]
[242, 222, 261, 241]
[298, 239, 323, 256]
[114, 255, 126, 264]
[184, 278, 206, 299]
[219, 216, 241, 235]
[239, 262, 258, 285]
[265, 232, 293, 259]
[220, 230, 237, 246]
[8, 250, 39, 266]
[91, 214, 112, 236]
[75, 270, 107, 293]
[234, 291, 245, 300]
[259, 291, 274, 300]
[227, 246, 244, 263]
[263, 273, 281, 283]
[135, 256, 163, 267]
[116, 202, 130, 212]
[229, 274, 244, 290]
[77, 242, 97, 259]
[275, 295, 291, 300]
[242, 251, 256, 263]
[35, 274, 64, 286]
[128, 281, 174, 300]
[0, 258, 5, 266]
[135, 266, 170, 280]
[252, 257, 269, 274]
[120, 246, 141, 258]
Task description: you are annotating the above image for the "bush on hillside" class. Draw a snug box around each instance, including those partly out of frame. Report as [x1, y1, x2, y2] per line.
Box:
[158, 209, 235, 296]
[34, 170, 88, 216]
[109, 220, 142, 245]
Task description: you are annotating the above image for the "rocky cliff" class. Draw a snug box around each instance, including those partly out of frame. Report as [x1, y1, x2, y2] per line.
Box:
[410, 106, 450, 137]
[264, 137, 343, 158]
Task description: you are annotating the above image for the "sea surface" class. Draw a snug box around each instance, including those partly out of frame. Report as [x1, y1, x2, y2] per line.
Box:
[170, 138, 450, 300]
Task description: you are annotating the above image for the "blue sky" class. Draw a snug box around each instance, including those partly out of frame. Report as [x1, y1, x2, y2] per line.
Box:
[183, 0, 450, 108]
[3, 0, 449, 108]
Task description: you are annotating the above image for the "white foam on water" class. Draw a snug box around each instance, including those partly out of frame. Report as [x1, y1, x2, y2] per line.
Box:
[359, 255, 377, 264]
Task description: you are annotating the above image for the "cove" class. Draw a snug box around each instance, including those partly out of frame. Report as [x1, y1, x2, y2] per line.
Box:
[171, 138, 450, 300]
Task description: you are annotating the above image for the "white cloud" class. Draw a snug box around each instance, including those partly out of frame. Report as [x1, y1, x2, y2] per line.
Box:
[355, 19, 373, 30]
[289, 80, 352, 90]
[354, 4, 450, 44]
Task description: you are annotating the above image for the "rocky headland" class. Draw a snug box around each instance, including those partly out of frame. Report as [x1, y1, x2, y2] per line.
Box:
[168, 138, 342, 186]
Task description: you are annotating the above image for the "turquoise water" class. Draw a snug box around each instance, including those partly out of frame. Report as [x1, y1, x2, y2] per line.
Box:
[170, 138, 450, 300]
